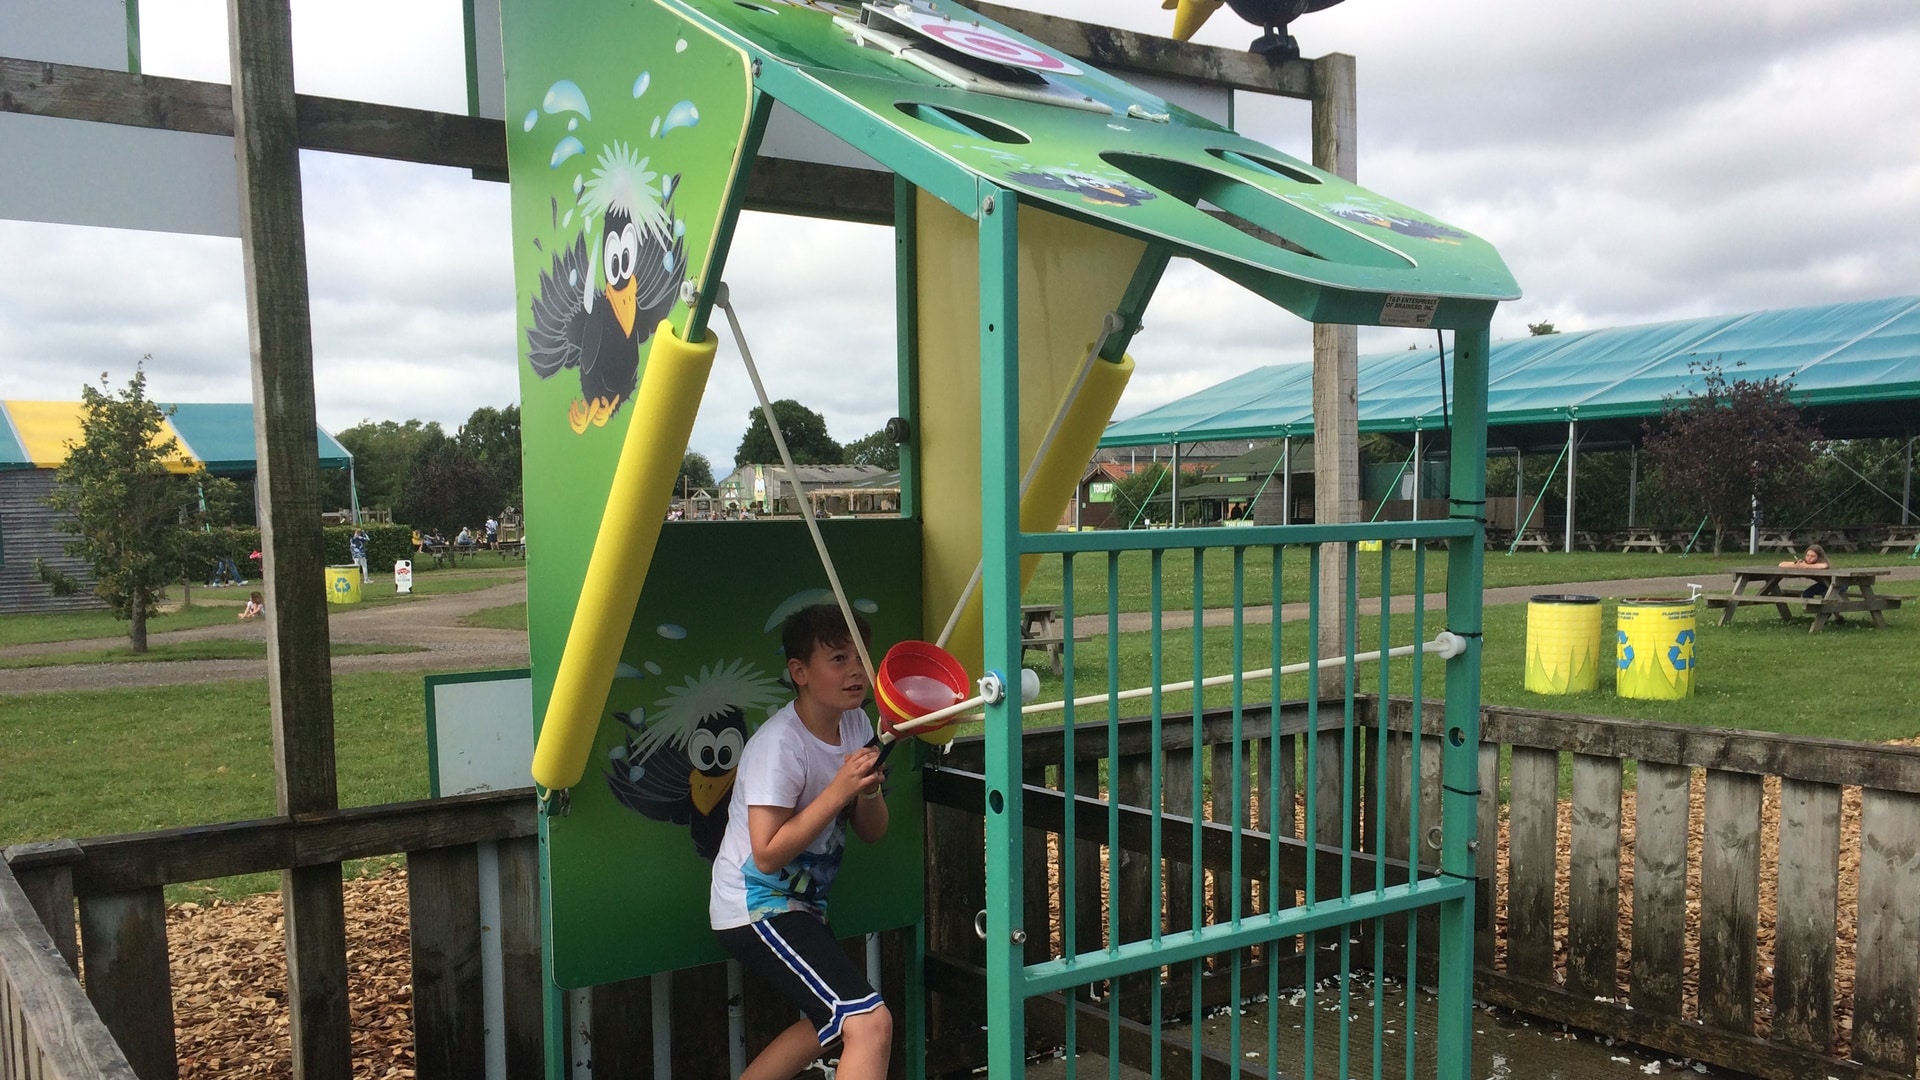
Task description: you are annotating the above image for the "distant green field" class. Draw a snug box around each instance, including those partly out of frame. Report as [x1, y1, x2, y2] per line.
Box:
[0, 640, 423, 670]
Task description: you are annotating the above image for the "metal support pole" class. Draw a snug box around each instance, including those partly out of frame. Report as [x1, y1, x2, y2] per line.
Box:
[1514, 448, 1523, 531]
[1281, 436, 1293, 525]
[1412, 428, 1424, 522]
[1905, 434, 1914, 525]
[1628, 444, 1639, 528]
[1170, 440, 1182, 526]
[1564, 420, 1577, 553]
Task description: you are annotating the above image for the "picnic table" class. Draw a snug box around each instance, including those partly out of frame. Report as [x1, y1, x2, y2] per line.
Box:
[1881, 526, 1920, 556]
[1020, 602, 1089, 675]
[420, 541, 483, 569]
[1618, 528, 1671, 554]
[1704, 566, 1903, 632]
[1507, 529, 1555, 552]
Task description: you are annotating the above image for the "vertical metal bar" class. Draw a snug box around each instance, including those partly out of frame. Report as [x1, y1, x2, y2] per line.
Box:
[907, 919, 927, 1080]
[1149, 547, 1165, 1078]
[893, 175, 921, 521]
[1062, 552, 1079, 1080]
[1407, 543, 1427, 1079]
[1564, 419, 1578, 554]
[1437, 324, 1492, 1080]
[1411, 429, 1423, 522]
[650, 975, 670, 1080]
[1281, 437, 1293, 525]
[1373, 545, 1391, 1080]
[1171, 442, 1182, 525]
[1268, 542, 1283, 1077]
[1303, 540, 1321, 1080]
[1514, 448, 1523, 529]
[1107, 549, 1122, 1072]
[976, 181, 1027, 1080]
[1191, 549, 1206, 1080]
[1230, 545, 1246, 1072]
[1627, 444, 1639, 529]
[1340, 544, 1357, 1079]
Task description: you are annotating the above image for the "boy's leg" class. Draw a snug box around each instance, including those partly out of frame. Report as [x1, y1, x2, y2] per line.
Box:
[718, 913, 888, 1077]
[740, 1018, 823, 1080]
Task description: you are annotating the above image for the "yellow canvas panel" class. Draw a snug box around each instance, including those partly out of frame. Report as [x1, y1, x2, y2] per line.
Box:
[914, 192, 1148, 682]
[4, 400, 200, 473]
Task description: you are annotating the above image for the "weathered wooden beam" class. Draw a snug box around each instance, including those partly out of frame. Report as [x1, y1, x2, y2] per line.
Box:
[31, 790, 535, 896]
[408, 845, 486, 1080]
[3, 838, 80, 974]
[76, 888, 177, 1080]
[961, 2, 1312, 97]
[0, 860, 140, 1079]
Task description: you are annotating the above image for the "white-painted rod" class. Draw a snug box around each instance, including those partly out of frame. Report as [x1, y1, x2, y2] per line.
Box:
[884, 631, 1464, 735]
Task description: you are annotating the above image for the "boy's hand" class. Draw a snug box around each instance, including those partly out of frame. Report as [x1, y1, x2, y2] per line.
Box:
[833, 746, 885, 804]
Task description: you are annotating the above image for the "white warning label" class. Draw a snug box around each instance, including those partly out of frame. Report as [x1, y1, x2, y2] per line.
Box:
[1380, 294, 1439, 328]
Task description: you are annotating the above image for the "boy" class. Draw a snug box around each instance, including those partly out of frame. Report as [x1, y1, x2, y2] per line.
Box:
[711, 605, 892, 1080]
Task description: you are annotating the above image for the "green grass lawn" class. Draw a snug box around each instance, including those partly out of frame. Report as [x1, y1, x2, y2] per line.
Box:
[0, 640, 424, 670]
[1019, 548, 1902, 617]
[460, 602, 528, 631]
[0, 566, 523, 647]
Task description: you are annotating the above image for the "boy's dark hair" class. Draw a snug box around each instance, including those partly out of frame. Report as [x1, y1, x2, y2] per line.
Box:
[782, 603, 871, 666]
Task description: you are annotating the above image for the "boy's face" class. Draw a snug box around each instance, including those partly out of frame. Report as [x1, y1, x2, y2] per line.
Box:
[788, 637, 868, 713]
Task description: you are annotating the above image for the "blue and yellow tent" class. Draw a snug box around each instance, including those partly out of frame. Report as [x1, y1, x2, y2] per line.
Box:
[0, 400, 352, 475]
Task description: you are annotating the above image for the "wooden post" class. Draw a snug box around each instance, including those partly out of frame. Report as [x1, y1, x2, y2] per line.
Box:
[1310, 52, 1358, 669]
[226, 2, 350, 1077]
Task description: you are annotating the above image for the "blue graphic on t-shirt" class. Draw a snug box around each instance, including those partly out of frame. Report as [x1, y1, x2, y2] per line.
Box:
[745, 846, 845, 921]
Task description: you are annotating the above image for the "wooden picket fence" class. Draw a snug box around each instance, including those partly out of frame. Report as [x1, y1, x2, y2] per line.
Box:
[8, 700, 1920, 1079]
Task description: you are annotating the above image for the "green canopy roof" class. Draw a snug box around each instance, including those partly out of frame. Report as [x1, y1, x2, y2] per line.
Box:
[0, 400, 352, 475]
[1100, 296, 1920, 450]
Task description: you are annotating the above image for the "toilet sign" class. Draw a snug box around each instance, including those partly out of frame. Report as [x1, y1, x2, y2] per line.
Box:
[394, 559, 413, 595]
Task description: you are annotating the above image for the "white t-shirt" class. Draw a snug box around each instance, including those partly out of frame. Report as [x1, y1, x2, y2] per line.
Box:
[709, 702, 875, 930]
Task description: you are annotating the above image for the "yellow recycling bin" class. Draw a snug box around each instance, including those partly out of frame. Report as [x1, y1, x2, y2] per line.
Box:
[324, 564, 362, 605]
[1617, 598, 1696, 700]
[1524, 594, 1602, 694]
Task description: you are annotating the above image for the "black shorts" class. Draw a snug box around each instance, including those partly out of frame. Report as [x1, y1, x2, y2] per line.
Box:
[715, 911, 883, 1046]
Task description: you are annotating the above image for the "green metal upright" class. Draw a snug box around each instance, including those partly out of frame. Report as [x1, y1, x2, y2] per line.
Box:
[1438, 324, 1491, 1078]
[978, 181, 1029, 1080]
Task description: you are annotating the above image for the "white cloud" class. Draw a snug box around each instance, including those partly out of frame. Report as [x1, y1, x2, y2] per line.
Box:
[2, 0, 1915, 464]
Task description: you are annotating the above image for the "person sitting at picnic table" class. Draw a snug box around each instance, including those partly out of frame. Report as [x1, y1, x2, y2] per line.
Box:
[1779, 543, 1830, 597]
[455, 526, 475, 548]
[412, 527, 423, 552]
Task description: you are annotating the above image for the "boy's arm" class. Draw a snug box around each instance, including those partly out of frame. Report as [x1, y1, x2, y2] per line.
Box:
[747, 746, 883, 874]
[850, 780, 888, 844]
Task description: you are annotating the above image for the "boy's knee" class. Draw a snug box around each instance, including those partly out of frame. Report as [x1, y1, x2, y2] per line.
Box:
[842, 1003, 892, 1047]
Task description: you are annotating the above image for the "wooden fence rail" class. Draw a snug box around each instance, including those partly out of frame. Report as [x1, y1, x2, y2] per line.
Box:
[10, 702, 1920, 1078]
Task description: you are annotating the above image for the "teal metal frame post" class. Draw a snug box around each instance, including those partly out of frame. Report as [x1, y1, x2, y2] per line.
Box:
[1437, 323, 1491, 1078]
[976, 181, 1028, 1080]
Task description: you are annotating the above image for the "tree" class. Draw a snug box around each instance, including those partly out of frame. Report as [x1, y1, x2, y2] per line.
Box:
[322, 418, 445, 513]
[459, 405, 522, 508]
[677, 451, 716, 494]
[843, 428, 900, 471]
[398, 430, 506, 532]
[36, 366, 212, 652]
[735, 400, 843, 466]
[1528, 321, 1559, 336]
[1641, 360, 1821, 553]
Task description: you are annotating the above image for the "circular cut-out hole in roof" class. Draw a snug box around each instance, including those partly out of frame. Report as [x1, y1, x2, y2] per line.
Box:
[1206, 147, 1321, 185]
[1100, 151, 1410, 269]
[894, 101, 1030, 145]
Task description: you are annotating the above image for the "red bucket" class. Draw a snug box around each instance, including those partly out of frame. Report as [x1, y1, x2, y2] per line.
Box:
[874, 640, 969, 739]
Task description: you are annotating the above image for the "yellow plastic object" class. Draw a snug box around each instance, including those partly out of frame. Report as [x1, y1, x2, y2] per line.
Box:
[324, 565, 362, 605]
[1523, 594, 1600, 694]
[1166, 0, 1225, 41]
[531, 320, 718, 790]
[1616, 598, 1697, 700]
[915, 191, 1148, 742]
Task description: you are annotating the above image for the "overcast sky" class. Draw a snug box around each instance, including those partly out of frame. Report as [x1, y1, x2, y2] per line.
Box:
[1, 0, 1915, 471]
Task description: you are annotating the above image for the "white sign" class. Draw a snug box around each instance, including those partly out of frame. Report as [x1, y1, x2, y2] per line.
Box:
[1380, 293, 1439, 328]
[394, 559, 413, 595]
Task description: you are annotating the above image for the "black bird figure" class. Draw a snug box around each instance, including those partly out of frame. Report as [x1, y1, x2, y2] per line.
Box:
[1164, 0, 1348, 60]
[526, 142, 686, 434]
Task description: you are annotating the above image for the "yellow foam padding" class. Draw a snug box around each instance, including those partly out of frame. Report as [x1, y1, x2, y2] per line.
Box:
[1170, 0, 1224, 41]
[531, 320, 717, 789]
[915, 190, 1149, 741]
[6, 400, 198, 473]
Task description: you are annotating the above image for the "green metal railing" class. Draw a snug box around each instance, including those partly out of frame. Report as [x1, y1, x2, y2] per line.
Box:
[971, 185, 1490, 1078]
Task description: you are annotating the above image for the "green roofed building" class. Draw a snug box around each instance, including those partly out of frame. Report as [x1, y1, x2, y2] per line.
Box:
[0, 400, 352, 613]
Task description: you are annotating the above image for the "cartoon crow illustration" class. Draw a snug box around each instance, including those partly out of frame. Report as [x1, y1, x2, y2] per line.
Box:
[527, 142, 687, 434]
[604, 659, 786, 860]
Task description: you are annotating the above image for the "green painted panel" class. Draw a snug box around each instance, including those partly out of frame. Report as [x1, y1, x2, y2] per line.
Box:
[542, 519, 926, 989]
[664, 0, 1519, 314]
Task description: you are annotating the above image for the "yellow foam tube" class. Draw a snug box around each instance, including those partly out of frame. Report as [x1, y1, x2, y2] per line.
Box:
[531, 320, 716, 790]
[1169, 0, 1224, 41]
[943, 352, 1135, 692]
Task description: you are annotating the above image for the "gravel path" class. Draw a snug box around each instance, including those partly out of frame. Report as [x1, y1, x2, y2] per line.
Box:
[0, 578, 529, 695]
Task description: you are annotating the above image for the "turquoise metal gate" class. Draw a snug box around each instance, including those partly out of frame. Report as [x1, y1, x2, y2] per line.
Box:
[973, 189, 1493, 1080]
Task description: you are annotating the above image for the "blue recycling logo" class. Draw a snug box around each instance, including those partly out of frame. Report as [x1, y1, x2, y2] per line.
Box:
[333, 575, 354, 596]
[1668, 629, 1695, 672]
[1616, 630, 1632, 669]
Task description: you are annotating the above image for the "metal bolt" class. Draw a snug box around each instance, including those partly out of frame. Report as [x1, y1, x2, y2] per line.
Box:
[1467, 839, 1480, 852]
[1010, 929, 1027, 945]
[1426, 825, 1444, 850]
[751, 59, 762, 77]
[982, 195, 995, 215]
